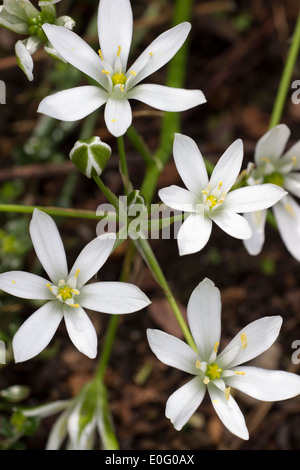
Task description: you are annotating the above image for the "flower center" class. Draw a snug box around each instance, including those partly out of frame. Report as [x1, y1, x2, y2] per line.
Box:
[263, 171, 284, 187]
[111, 73, 127, 87]
[202, 181, 226, 211]
[205, 362, 222, 381]
[28, 12, 55, 42]
[206, 195, 218, 209]
[58, 285, 74, 302]
[46, 269, 80, 308]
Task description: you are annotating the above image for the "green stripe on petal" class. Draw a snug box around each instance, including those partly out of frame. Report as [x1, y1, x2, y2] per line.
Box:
[69, 137, 112, 179]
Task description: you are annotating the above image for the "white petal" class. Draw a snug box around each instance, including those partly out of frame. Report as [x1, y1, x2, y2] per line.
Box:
[242, 210, 267, 256]
[0, 271, 53, 300]
[282, 139, 300, 170]
[46, 409, 71, 450]
[283, 173, 300, 197]
[166, 376, 206, 431]
[30, 209, 68, 284]
[38, 86, 108, 122]
[177, 213, 212, 256]
[79, 281, 150, 314]
[255, 124, 290, 164]
[127, 22, 191, 87]
[210, 210, 252, 240]
[146, 329, 199, 375]
[104, 98, 132, 137]
[42, 24, 106, 86]
[68, 236, 115, 289]
[158, 185, 200, 212]
[207, 383, 249, 440]
[15, 40, 34, 81]
[187, 278, 221, 362]
[127, 84, 206, 112]
[172, 133, 209, 195]
[63, 305, 97, 359]
[225, 184, 287, 213]
[225, 366, 300, 401]
[12, 301, 63, 363]
[98, 0, 133, 71]
[209, 139, 243, 193]
[273, 195, 300, 261]
[218, 316, 283, 369]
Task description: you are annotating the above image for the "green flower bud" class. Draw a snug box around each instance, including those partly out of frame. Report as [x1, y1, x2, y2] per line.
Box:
[127, 190, 146, 210]
[69, 137, 112, 178]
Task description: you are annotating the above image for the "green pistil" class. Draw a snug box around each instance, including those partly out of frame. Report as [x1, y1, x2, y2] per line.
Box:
[206, 195, 217, 209]
[28, 12, 55, 42]
[111, 73, 127, 87]
[205, 363, 222, 381]
[264, 171, 284, 187]
[58, 285, 73, 302]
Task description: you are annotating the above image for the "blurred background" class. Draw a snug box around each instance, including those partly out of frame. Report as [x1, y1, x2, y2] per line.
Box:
[0, 0, 299, 450]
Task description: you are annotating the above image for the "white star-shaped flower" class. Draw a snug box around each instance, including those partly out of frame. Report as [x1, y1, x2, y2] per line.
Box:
[0, 209, 150, 362]
[243, 124, 300, 261]
[37, 0, 206, 137]
[158, 133, 287, 255]
[147, 278, 300, 440]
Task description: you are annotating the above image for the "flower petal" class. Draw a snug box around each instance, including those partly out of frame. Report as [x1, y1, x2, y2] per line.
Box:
[15, 39, 34, 81]
[42, 24, 106, 86]
[172, 133, 209, 195]
[38, 86, 108, 122]
[166, 376, 206, 431]
[225, 366, 300, 401]
[68, 236, 115, 289]
[207, 383, 249, 440]
[242, 210, 267, 256]
[255, 124, 290, 164]
[273, 195, 300, 261]
[63, 305, 97, 359]
[146, 329, 199, 375]
[225, 184, 287, 213]
[217, 316, 283, 369]
[283, 173, 300, 197]
[158, 185, 200, 212]
[0, 271, 53, 300]
[12, 301, 63, 363]
[127, 84, 206, 112]
[104, 97, 132, 137]
[187, 278, 221, 362]
[30, 209, 68, 284]
[79, 281, 151, 314]
[281, 139, 300, 170]
[209, 139, 243, 193]
[210, 210, 252, 240]
[127, 22, 191, 87]
[177, 213, 212, 256]
[98, 0, 133, 71]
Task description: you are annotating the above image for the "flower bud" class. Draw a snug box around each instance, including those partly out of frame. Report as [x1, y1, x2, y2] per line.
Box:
[69, 137, 112, 178]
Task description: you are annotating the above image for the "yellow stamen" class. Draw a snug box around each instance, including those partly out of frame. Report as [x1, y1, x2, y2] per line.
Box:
[235, 371, 245, 376]
[292, 155, 297, 166]
[111, 119, 116, 123]
[74, 269, 80, 279]
[120, 84, 124, 92]
[98, 49, 104, 60]
[261, 157, 271, 163]
[240, 333, 247, 350]
[71, 289, 80, 295]
[102, 69, 110, 75]
[195, 360, 202, 369]
[130, 70, 137, 76]
[201, 189, 208, 195]
[218, 181, 223, 190]
[212, 399, 218, 404]
[149, 52, 153, 57]
[117, 45, 121, 57]
[203, 377, 210, 385]
[224, 387, 231, 401]
[284, 204, 295, 217]
[12, 280, 15, 284]
[214, 342, 219, 354]
[46, 283, 52, 292]
[70, 303, 80, 308]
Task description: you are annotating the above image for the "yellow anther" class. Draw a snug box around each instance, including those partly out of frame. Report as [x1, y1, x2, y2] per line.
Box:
[206, 195, 217, 209]
[224, 387, 231, 401]
[98, 49, 104, 60]
[201, 189, 208, 195]
[261, 157, 271, 163]
[70, 303, 80, 308]
[240, 333, 248, 350]
[117, 45, 121, 57]
[71, 289, 80, 295]
[111, 119, 116, 123]
[218, 181, 223, 190]
[284, 204, 295, 217]
[235, 371, 245, 376]
[212, 399, 218, 404]
[120, 84, 125, 92]
[214, 342, 219, 354]
[195, 360, 202, 369]
[203, 376, 210, 385]
[46, 283, 52, 291]
[74, 269, 80, 279]
[102, 69, 110, 75]
[149, 52, 153, 57]
[292, 155, 297, 165]
[130, 70, 137, 76]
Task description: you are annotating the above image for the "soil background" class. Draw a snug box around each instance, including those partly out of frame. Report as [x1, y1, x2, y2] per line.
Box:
[0, 0, 300, 451]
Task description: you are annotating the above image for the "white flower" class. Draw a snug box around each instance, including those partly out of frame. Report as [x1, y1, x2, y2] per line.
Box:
[0, 0, 75, 81]
[147, 278, 300, 440]
[243, 124, 300, 261]
[37, 0, 206, 137]
[0, 209, 150, 362]
[158, 133, 287, 256]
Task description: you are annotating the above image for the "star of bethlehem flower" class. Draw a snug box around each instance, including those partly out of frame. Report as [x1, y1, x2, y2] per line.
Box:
[0, 0, 75, 81]
[147, 278, 300, 440]
[243, 124, 300, 261]
[37, 0, 206, 137]
[0, 209, 150, 362]
[158, 133, 287, 256]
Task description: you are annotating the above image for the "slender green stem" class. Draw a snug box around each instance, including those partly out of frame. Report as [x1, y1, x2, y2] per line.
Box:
[0, 204, 114, 220]
[269, 12, 300, 128]
[93, 175, 120, 211]
[126, 125, 154, 167]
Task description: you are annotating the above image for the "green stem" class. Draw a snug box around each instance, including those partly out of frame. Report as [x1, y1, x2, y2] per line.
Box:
[0, 204, 114, 221]
[269, 11, 300, 128]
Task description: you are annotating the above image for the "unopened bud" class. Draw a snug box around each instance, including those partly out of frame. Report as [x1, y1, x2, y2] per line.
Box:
[69, 137, 111, 178]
